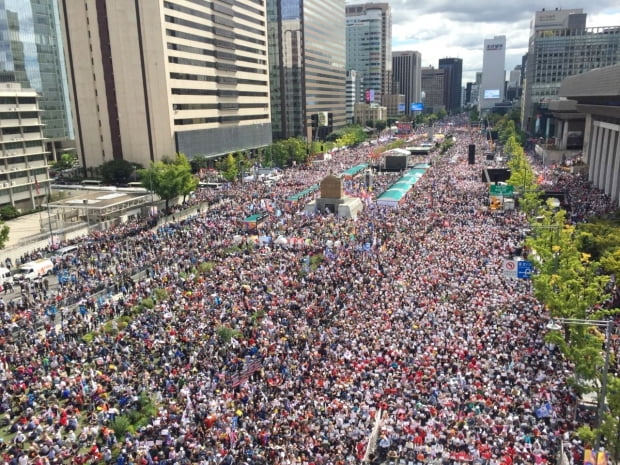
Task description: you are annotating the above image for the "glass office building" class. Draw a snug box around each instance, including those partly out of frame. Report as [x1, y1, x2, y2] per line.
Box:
[346, 3, 392, 103]
[438, 58, 463, 114]
[0, 0, 74, 146]
[268, 0, 346, 141]
[523, 9, 620, 135]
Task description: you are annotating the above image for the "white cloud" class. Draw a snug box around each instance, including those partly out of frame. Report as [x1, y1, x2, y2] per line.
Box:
[347, 1, 620, 85]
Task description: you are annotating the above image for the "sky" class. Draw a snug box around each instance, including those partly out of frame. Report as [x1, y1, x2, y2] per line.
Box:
[351, 0, 620, 86]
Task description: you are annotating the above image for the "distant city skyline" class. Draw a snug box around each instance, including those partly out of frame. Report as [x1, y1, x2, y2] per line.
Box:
[345, 0, 620, 85]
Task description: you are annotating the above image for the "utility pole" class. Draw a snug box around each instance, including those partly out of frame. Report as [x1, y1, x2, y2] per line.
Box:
[46, 180, 54, 249]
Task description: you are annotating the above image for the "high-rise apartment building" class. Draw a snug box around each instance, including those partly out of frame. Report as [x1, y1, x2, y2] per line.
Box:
[0, 0, 74, 160]
[421, 67, 446, 112]
[480, 36, 506, 111]
[522, 8, 620, 135]
[58, 0, 272, 169]
[346, 3, 392, 104]
[438, 58, 462, 114]
[0, 83, 49, 210]
[268, 0, 346, 141]
[392, 51, 421, 116]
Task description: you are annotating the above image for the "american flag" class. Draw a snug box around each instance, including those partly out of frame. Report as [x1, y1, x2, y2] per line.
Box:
[230, 358, 262, 387]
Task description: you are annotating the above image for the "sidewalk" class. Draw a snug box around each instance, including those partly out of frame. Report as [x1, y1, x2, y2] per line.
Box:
[3, 211, 52, 248]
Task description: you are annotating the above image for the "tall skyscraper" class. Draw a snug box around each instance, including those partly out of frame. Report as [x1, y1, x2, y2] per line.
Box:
[59, 0, 272, 169]
[421, 67, 446, 111]
[346, 70, 364, 124]
[268, 0, 346, 141]
[522, 8, 620, 135]
[0, 0, 74, 159]
[346, 2, 392, 104]
[480, 36, 506, 112]
[438, 58, 463, 114]
[392, 51, 421, 116]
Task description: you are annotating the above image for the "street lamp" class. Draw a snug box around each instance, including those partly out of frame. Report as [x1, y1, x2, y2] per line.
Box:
[546, 318, 612, 445]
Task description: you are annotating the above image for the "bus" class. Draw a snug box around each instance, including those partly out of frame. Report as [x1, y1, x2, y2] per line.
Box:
[81, 179, 103, 187]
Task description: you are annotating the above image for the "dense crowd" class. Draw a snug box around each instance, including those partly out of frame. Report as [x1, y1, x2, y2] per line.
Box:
[0, 126, 616, 465]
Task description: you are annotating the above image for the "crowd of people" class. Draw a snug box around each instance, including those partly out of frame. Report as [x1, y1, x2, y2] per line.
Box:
[0, 124, 617, 465]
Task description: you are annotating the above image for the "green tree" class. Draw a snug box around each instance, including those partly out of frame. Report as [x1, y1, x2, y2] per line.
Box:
[330, 125, 367, 148]
[530, 209, 613, 405]
[505, 136, 542, 216]
[530, 212, 620, 456]
[189, 155, 209, 174]
[217, 153, 239, 182]
[498, 120, 516, 145]
[374, 120, 387, 132]
[577, 219, 620, 271]
[605, 375, 620, 459]
[100, 159, 141, 185]
[216, 326, 242, 345]
[0, 205, 19, 220]
[52, 153, 77, 171]
[0, 220, 9, 249]
[266, 138, 308, 167]
[175, 153, 199, 202]
[469, 107, 480, 123]
[137, 154, 198, 211]
[53, 153, 77, 170]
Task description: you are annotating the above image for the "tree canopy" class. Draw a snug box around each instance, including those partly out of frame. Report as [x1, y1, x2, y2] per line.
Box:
[0, 222, 9, 249]
[100, 159, 141, 185]
[137, 154, 198, 211]
[52, 153, 78, 171]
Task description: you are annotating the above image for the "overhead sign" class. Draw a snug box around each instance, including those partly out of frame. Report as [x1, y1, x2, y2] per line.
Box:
[490, 184, 514, 196]
[517, 260, 533, 279]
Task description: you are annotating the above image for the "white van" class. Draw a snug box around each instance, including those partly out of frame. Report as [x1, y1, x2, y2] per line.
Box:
[0, 267, 12, 287]
[13, 259, 54, 282]
[53, 245, 79, 260]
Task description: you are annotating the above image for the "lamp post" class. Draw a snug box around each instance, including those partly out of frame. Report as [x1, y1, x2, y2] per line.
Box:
[547, 317, 613, 449]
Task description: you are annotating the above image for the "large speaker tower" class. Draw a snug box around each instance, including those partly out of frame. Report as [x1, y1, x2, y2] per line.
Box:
[468, 144, 476, 165]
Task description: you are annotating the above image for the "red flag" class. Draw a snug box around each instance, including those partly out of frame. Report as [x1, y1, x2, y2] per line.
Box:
[34, 175, 41, 195]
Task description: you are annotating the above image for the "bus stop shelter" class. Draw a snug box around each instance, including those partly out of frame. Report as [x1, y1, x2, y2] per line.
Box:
[47, 189, 153, 226]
